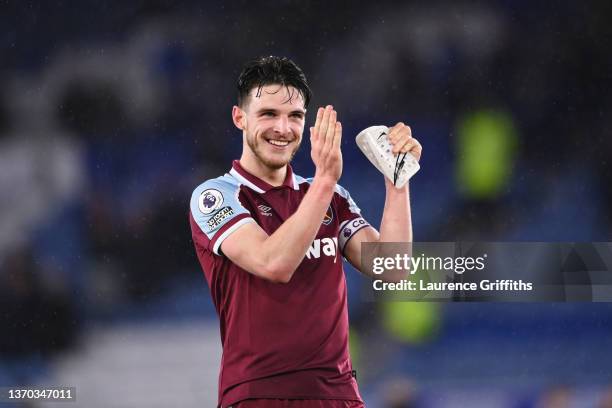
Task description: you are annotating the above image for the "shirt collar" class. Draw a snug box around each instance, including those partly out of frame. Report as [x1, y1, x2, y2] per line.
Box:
[229, 160, 298, 193]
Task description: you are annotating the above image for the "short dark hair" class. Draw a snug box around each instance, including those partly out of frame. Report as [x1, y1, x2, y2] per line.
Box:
[237, 56, 312, 109]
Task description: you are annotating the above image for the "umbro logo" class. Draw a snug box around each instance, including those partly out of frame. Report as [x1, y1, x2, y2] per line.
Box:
[258, 204, 272, 217]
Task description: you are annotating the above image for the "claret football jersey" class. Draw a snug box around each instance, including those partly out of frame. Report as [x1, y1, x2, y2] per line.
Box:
[189, 160, 369, 407]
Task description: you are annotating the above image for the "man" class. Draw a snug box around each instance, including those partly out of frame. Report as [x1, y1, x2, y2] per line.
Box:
[189, 56, 422, 408]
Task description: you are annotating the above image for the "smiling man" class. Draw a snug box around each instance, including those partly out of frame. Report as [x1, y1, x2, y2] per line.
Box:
[189, 56, 422, 408]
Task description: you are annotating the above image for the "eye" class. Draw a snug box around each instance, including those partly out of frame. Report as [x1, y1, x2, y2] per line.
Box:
[261, 111, 275, 117]
[291, 113, 305, 119]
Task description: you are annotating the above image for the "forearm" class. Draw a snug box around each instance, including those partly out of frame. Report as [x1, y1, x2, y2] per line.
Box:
[346, 121, 420, 280]
[369, 179, 413, 281]
[378, 178, 413, 243]
[260, 176, 336, 279]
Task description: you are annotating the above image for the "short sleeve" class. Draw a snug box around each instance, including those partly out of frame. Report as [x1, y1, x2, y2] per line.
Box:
[190, 178, 255, 255]
[334, 184, 371, 253]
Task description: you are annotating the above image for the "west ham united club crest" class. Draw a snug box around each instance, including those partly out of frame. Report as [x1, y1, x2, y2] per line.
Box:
[322, 206, 333, 225]
[198, 189, 224, 214]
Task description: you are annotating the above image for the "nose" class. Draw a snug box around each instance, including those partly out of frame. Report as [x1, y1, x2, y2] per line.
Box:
[273, 115, 290, 136]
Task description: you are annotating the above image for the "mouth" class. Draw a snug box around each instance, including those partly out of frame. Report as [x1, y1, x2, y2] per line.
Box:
[265, 138, 291, 148]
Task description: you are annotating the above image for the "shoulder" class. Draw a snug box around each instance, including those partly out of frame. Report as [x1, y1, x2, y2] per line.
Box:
[191, 173, 241, 199]
[333, 183, 353, 200]
[189, 172, 254, 246]
[302, 176, 354, 198]
[301, 176, 361, 214]
[190, 173, 242, 215]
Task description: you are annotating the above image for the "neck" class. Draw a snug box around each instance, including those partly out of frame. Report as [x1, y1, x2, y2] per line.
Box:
[239, 152, 287, 187]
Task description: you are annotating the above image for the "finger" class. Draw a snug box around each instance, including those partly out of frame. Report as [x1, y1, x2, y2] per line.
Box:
[323, 110, 337, 152]
[402, 125, 412, 144]
[393, 139, 407, 155]
[394, 131, 414, 152]
[394, 136, 415, 154]
[313, 107, 324, 136]
[332, 121, 342, 151]
[318, 105, 333, 144]
[387, 122, 405, 144]
[310, 126, 316, 143]
[390, 131, 410, 152]
[408, 139, 422, 161]
[401, 139, 422, 157]
[391, 123, 411, 138]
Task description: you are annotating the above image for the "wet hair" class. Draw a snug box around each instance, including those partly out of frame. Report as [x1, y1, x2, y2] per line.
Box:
[237, 56, 312, 109]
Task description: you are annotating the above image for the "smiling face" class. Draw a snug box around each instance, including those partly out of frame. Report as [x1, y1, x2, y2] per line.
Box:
[233, 84, 306, 170]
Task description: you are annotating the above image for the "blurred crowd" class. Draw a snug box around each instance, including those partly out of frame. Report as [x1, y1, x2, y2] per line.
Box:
[1, 1, 611, 406]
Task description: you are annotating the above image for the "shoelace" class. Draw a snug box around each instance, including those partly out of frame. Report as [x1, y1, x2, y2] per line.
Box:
[394, 152, 407, 186]
[379, 130, 407, 186]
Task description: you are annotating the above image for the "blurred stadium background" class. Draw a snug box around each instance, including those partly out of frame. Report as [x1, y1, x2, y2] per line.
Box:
[1, 1, 612, 407]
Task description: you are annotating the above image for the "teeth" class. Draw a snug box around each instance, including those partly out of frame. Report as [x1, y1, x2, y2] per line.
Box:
[268, 140, 289, 146]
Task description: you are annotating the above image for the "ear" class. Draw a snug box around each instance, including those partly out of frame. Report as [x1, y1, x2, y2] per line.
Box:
[232, 106, 246, 130]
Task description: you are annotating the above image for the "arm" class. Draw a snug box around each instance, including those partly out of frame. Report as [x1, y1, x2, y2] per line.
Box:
[344, 123, 422, 278]
[221, 106, 343, 283]
[221, 177, 335, 283]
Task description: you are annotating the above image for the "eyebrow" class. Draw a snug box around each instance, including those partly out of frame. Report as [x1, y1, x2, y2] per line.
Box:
[255, 107, 307, 115]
